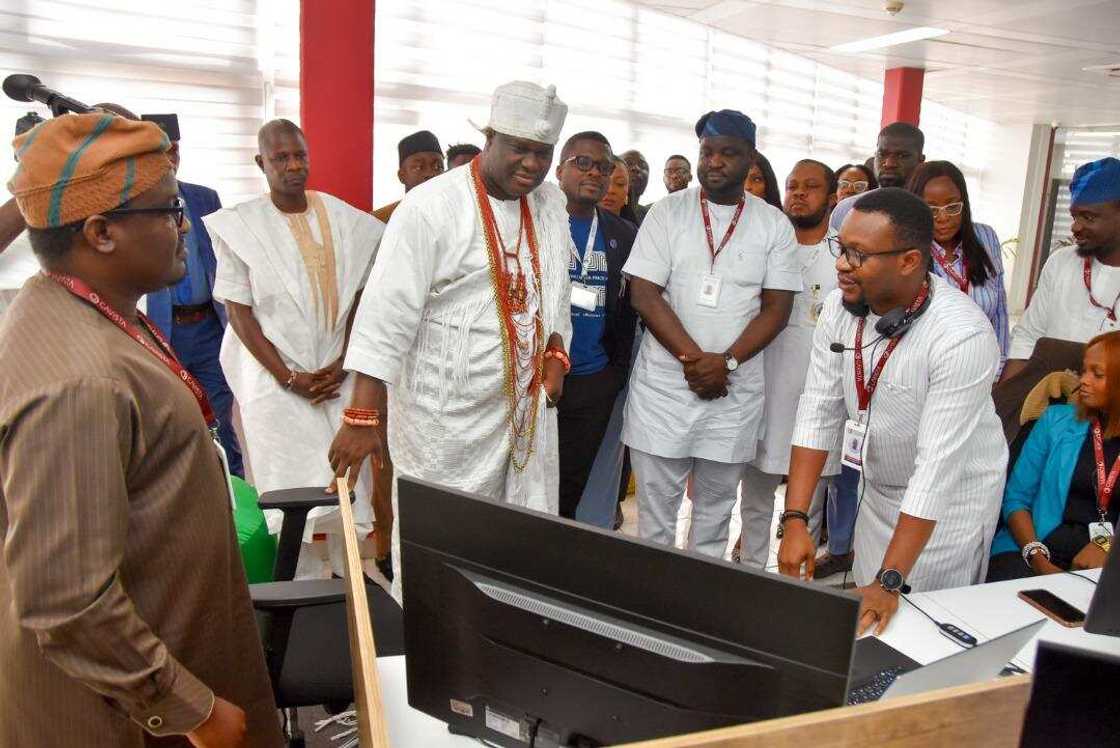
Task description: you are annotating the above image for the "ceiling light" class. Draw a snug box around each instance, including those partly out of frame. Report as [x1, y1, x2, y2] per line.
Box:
[829, 27, 949, 54]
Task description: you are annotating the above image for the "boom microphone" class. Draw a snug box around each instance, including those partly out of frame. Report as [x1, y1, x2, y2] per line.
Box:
[3, 74, 92, 115]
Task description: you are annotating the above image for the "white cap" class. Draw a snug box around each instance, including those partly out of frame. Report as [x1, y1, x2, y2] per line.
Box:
[475, 81, 568, 146]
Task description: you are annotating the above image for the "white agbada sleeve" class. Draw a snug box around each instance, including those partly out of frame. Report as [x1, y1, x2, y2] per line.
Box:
[761, 214, 803, 292]
[900, 326, 1002, 520]
[621, 202, 671, 286]
[210, 235, 254, 306]
[791, 292, 848, 452]
[1008, 254, 1056, 360]
[344, 201, 437, 385]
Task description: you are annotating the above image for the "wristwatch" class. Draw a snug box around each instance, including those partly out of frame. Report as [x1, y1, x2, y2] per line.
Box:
[875, 568, 911, 595]
[724, 352, 739, 372]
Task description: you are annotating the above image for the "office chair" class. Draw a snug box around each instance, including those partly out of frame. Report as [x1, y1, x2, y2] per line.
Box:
[249, 487, 404, 747]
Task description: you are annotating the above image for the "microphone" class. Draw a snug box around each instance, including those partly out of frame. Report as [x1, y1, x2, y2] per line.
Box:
[829, 342, 846, 354]
[3, 74, 92, 115]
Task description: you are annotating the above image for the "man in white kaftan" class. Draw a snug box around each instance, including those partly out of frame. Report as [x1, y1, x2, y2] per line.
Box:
[207, 119, 384, 577]
[333, 81, 573, 600]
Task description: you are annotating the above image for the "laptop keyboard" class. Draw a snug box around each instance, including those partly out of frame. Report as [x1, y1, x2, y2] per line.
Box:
[847, 666, 905, 705]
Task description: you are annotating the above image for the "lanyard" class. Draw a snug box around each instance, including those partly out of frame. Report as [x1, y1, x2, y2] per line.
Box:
[570, 210, 599, 283]
[1083, 257, 1120, 322]
[699, 191, 746, 271]
[932, 242, 969, 293]
[46, 272, 217, 428]
[854, 281, 929, 411]
[1092, 417, 1120, 521]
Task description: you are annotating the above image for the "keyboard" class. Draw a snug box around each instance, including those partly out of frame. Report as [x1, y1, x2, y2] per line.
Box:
[847, 666, 905, 704]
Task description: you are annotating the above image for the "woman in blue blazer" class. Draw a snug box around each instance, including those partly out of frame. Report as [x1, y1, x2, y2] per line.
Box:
[988, 331, 1120, 581]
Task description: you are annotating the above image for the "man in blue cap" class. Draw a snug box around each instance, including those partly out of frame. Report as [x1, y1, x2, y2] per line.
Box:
[621, 109, 801, 558]
[1004, 157, 1120, 382]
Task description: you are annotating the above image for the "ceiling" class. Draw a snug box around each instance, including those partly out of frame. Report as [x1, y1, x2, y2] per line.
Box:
[628, 0, 1120, 126]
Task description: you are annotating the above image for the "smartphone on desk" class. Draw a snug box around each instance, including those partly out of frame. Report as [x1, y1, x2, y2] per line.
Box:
[1018, 588, 1085, 627]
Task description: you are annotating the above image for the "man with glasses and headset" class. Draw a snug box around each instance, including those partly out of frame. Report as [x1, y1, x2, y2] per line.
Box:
[778, 188, 1006, 634]
[553, 131, 638, 519]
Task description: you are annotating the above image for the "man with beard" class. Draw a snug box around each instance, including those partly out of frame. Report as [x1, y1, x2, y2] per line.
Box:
[738, 159, 839, 567]
[663, 155, 693, 194]
[1003, 158, 1120, 382]
[830, 122, 925, 232]
[621, 149, 651, 224]
[329, 81, 573, 600]
[779, 188, 1005, 632]
[622, 109, 800, 558]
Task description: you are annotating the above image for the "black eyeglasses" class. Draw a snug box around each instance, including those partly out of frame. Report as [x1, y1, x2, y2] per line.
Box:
[104, 197, 186, 228]
[564, 155, 614, 176]
[827, 236, 914, 269]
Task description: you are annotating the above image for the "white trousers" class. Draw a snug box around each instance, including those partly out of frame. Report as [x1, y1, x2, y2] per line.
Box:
[632, 449, 743, 558]
[738, 464, 828, 568]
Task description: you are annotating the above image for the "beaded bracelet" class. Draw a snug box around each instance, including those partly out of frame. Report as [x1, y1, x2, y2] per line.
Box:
[343, 415, 381, 428]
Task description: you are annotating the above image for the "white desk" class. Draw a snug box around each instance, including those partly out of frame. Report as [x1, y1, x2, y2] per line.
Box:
[873, 568, 1120, 671]
[376, 570, 1120, 745]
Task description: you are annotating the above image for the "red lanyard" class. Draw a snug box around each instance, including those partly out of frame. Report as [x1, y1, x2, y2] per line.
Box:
[932, 242, 969, 293]
[1083, 257, 1120, 322]
[699, 191, 746, 270]
[47, 272, 216, 427]
[854, 281, 929, 411]
[1091, 417, 1120, 520]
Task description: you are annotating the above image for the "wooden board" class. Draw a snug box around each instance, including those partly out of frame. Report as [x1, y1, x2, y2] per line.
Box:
[618, 675, 1032, 748]
[336, 477, 392, 747]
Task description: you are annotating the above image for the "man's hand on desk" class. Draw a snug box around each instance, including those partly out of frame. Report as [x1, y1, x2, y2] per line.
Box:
[1071, 541, 1108, 570]
[855, 584, 899, 636]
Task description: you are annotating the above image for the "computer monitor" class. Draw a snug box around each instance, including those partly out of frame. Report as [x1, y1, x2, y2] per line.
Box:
[1084, 546, 1120, 636]
[1020, 641, 1120, 747]
[399, 476, 860, 747]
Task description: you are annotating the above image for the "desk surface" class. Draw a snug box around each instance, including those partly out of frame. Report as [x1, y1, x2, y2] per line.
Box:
[378, 568, 1120, 744]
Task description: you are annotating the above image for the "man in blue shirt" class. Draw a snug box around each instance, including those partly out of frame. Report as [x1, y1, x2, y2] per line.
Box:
[144, 117, 243, 477]
[555, 131, 638, 518]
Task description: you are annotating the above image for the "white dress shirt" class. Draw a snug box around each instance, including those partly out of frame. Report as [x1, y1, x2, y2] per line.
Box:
[622, 187, 802, 464]
[792, 275, 1007, 591]
[1009, 246, 1120, 360]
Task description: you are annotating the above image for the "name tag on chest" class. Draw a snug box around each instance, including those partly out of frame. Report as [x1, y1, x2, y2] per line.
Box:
[571, 284, 598, 311]
[698, 273, 722, 308]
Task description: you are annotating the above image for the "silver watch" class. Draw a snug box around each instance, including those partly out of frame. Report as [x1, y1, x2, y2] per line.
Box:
[1021, 541, 1050, 567]
[724, 352, 739, 372]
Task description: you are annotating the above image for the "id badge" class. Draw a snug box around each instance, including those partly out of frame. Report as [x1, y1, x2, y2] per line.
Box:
[841, 418, 869, 472]
[571, 283, 598, 311]
[698, 273, 722, 308]
[213, 435, 238, 512]
[1102, 317, 1119, 332]
[1090, 521, 1114, 542]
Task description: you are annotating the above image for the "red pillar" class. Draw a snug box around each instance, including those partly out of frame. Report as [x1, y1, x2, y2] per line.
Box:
[881, 67, 924, 128]
[299, 0, 374, 211]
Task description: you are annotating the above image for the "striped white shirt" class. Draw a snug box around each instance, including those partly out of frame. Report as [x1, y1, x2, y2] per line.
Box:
[792, 275, 1008, 591]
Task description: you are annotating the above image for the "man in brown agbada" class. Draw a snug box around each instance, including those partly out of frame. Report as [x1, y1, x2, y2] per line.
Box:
[0, 113, 281, 746]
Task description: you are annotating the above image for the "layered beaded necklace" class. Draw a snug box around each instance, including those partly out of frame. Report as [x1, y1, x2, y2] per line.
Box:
[469, 158, 545, 471]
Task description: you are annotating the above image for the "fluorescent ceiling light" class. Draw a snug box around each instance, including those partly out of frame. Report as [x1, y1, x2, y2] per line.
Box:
[829, 27, 949, 54]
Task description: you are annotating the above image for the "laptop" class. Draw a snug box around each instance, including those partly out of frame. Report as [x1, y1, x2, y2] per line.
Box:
[847, 619, 1046, 704]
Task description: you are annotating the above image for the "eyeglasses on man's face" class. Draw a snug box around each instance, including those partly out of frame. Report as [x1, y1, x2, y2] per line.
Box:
[827, 235, 914, 269]
[104, 197, 187, 229]
[564, 155, 614, 176]
[838, 179, 869, 193]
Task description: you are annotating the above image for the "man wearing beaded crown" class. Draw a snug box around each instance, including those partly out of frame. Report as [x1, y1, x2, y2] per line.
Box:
[205, 118, 385, 578]
[331, 81, 573, 599]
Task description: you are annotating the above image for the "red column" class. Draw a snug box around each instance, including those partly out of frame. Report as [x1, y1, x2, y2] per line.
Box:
[299, 0, 374, 211]
[881, 67, 924, 128]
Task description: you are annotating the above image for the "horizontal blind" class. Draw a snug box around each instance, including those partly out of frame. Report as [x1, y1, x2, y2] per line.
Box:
[0, 0, 299, 207]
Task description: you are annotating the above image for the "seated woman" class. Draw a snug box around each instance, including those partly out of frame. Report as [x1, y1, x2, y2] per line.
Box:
[988, 331, 1120, 581]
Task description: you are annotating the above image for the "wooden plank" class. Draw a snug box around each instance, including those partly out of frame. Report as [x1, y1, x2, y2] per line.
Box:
[619, 675, 1032, 748]
[336, 477, 392, 747]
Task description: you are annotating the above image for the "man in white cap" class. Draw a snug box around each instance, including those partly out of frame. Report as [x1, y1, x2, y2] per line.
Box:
[330, 81, 574, 598]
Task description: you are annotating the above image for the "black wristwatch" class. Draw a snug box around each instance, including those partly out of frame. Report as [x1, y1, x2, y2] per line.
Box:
[876, 568, 911, 595]
[775, 510, 810, 539]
